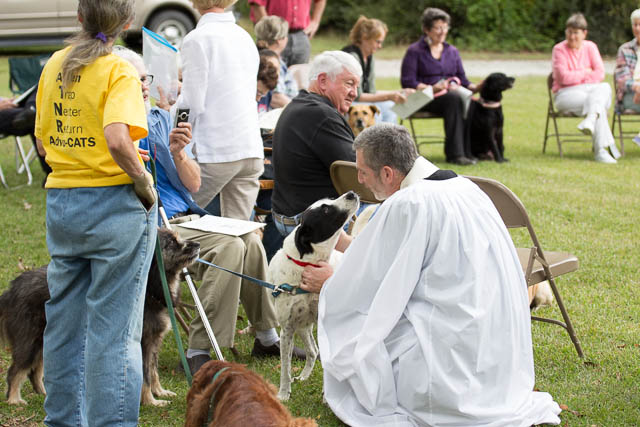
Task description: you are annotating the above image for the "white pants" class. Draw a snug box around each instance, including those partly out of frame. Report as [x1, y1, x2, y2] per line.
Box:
[554, 82, 614, 151]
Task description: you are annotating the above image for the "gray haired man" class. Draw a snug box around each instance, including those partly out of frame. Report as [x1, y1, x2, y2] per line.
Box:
[270, 50, 363, 237]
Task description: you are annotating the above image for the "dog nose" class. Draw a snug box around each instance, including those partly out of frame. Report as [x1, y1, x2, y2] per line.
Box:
[345, 191, 356, 200]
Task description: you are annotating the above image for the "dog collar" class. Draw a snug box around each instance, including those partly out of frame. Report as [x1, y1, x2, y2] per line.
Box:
[287, 254, 321, 268]
[479, 97, 501, 108]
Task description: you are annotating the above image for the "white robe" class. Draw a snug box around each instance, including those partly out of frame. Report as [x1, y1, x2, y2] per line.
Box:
[318, 176, 561, 426]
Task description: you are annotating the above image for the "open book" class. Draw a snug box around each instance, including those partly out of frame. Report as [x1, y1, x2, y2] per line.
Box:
[391, 86, 434, 120]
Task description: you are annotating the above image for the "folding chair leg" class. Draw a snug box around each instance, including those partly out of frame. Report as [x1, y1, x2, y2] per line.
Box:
[616, 113, 625, 157]
[547, 277, 584, 358]
[543, 108, 551, 154]
[14, 136, 33, 186]
[0, 165, 8, 189]
[409, 118, 418, 145]
[551, 115, 563, 157]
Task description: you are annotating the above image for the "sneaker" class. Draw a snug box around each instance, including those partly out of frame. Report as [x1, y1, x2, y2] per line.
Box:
[251, 338, 306, 360]
[594, 148, 617, 164]
[609, 143, 622, 159]
[577, 116, 595, 136]
[186, 354, 211, 376]
[633, 135, 640, 148]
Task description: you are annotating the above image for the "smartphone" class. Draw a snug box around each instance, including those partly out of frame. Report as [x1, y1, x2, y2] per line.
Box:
[174, 108, 190, 128]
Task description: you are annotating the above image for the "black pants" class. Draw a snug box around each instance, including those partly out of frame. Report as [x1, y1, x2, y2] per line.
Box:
[421, 91, 471, 161]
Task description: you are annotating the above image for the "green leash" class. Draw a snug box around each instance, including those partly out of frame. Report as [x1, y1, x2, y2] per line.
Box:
[148, 157, 193, 385]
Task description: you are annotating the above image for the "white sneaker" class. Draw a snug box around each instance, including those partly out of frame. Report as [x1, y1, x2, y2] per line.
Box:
[577, 116, 595, 135]
[594, 148, 617, 164]
[633, 135, 640, 148]
[609, 143, 622, 159]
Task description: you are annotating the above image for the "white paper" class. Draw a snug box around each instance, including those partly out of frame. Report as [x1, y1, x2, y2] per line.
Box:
[391, 86, 434, 120]
[258, 107, 284, 130]
[176, 215, 265, 236]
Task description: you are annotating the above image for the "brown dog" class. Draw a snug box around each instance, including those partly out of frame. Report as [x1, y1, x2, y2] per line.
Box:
[348, 104, 379, 136]
[185, 360, 317, 427]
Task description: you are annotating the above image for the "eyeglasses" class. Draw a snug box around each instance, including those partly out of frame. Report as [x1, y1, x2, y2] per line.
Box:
[430, 25, 449, 33]
[141, 74, 154, 84]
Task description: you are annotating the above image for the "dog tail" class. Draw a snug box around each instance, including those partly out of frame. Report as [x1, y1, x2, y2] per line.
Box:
[0, 289, 10, 345]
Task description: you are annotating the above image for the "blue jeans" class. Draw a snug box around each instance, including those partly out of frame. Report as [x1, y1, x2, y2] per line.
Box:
[273, 212, 301, 237]
[43, 185, 157, 427]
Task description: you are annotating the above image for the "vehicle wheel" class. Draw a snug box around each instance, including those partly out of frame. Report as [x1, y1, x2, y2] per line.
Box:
[146, 9, 195, 48]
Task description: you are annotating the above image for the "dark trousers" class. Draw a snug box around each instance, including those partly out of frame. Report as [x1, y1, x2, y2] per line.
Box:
[421, 91, 470, 161]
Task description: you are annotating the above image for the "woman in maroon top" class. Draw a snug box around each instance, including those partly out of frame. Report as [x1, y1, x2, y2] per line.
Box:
[401, 7, 477, 165]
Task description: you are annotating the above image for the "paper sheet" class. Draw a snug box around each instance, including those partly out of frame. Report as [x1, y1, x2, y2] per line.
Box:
[176, 215, 265, 236]
[391, 86, 434, 119]
[258, 107, 284, 130]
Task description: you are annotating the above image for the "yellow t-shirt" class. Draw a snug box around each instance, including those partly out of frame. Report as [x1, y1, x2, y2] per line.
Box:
[35, 46, 148, 188]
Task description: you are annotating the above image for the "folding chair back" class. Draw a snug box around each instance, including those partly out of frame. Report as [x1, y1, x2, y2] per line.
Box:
[466, 175, 584, 358]
[399, 111, 444, 150]
[330, 160, 378, 204]
[8, 54, 50, 94]
[611, 77, 636, 155]
[543, 73, 591, 157]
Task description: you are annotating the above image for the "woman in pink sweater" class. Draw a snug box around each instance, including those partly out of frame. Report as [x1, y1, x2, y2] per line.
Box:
[552, 13, 621, 163]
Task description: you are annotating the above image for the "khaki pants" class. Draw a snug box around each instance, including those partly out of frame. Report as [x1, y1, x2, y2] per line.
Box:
[171, 219, 277, 349]
[193, 158, 263, 220]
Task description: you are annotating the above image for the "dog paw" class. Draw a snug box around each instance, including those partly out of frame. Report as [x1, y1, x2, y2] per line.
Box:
[7, 397, 27, 405]
[148, 398, 170, 407]
[154, 388, 176, 398]
[277, 390, 291, 401]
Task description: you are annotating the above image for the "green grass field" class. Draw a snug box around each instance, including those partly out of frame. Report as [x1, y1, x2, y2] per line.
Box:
[1, 47, 639, 426]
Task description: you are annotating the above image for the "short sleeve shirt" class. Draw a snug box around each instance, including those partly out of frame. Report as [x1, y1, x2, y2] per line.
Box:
[35, 46, 148, 188]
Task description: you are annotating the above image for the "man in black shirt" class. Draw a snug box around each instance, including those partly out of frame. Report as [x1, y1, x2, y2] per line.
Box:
[271, 50, 362, 236]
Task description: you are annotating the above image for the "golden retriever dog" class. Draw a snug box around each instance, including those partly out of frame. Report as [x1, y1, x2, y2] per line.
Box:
[185, 360, 317, 427]
[348, 104, 379, 136]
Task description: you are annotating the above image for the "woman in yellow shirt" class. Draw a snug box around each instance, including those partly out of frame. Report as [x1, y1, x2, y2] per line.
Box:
[34, 1, 157, 424]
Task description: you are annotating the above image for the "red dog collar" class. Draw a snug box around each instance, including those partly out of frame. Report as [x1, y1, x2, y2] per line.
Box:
[287, 254, 321, 268]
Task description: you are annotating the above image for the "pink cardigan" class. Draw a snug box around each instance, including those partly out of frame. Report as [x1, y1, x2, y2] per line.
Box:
[551, 39, 605, 93]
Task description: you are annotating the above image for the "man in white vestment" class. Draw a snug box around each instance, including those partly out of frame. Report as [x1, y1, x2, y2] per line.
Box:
[304, 124, 562, 426]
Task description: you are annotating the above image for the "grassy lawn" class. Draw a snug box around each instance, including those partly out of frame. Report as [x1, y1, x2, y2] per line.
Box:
[1, 51, 640, 425]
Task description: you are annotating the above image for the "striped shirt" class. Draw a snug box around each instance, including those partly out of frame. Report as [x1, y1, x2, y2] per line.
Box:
[614, 39, 639, 101]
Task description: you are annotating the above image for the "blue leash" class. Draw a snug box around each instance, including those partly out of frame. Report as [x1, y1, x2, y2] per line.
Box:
[195, 258, 309, 297]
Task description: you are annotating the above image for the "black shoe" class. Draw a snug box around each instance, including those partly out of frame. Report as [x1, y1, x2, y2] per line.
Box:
[251, 339, 306, 360]
[186, 354, 211, 376]
[449, 156, 476, 166]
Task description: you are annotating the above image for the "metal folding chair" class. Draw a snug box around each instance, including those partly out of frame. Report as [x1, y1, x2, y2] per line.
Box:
[466, 175, 584, 358]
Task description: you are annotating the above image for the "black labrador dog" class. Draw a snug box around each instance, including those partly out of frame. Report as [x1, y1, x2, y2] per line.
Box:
[467, 73, 515, 162]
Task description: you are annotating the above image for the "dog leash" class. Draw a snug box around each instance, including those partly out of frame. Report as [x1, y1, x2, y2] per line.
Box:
[195, 258, 309, 297]
[205, 367, 231, 426]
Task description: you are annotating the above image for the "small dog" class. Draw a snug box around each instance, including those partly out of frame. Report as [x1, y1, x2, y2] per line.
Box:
[268, 191, 360, 401]
[0, 228, 200, 406]
[467, 72, 515, 162]
[185, 360, 317, 427]
[348, 104, 379, 136]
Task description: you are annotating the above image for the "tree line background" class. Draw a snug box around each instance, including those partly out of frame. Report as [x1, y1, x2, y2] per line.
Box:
[236, 0, 640, 55]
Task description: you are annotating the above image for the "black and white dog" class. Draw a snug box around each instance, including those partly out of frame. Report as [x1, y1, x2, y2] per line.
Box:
[467, 72, 515, 162]
[0, 228, 200, 406]
[268, 191, 360, 401]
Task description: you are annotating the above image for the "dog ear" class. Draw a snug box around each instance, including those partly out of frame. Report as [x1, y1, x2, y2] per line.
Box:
[369, 105, 380, 115]
[294, 225, 314, 258]
[348, 105, 355, 114]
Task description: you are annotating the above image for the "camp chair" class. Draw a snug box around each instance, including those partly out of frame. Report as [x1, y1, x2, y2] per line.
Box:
[399, 111, 445, 150]
[543, 73, 592, 157]
[1, 54, 50, 189]
[466, 175, 584, 358]
[611, 77, 636, 155]
[330, 160, 378, 204]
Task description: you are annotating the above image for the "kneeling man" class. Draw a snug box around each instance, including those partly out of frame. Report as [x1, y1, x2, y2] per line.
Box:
[314, 124, 562, 426]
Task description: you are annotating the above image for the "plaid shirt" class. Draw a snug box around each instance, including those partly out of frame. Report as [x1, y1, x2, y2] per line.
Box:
[615, 39, 639, 101]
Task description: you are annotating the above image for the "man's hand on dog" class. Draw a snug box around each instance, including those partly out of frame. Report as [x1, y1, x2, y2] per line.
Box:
[169, 122, 192, 161]
[300, 261, 333, 293]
